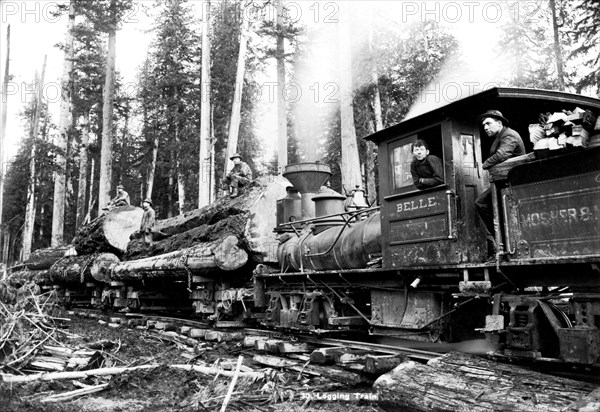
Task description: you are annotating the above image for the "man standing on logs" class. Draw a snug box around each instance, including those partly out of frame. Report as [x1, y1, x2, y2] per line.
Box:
[105, 185, 130, 210]
[222, 153, 252, 198]
[140, 198, 155, 245]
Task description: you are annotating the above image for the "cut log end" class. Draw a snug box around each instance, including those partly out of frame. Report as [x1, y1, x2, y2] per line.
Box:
[213, 235, 248, 271]
[90, 253, 120, 283]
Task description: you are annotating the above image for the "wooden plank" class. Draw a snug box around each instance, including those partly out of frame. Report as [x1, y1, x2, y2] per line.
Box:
[334, 350, 370, 364]
[365, 355, 406, 375]
[309, 346, 350, 365]
[277, 341, 310, 354]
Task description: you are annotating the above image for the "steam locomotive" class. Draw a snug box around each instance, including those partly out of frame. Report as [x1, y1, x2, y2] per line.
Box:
[254, 87, 600, 367]
[21, 87, 599, 368]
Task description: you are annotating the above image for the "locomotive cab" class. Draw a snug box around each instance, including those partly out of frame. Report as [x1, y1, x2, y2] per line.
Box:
[366, 87, 600, 363]
[367, 87, 600, 269]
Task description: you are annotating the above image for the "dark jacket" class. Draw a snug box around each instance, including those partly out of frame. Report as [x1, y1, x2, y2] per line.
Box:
[482, 126, 525, 170]
[411, 155, 444, 189]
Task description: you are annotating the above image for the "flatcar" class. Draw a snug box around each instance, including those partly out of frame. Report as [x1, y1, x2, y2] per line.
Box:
[257, 87, 600, 366]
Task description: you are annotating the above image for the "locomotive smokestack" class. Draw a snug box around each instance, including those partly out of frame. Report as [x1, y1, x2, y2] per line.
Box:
[283, 162, 332, 220]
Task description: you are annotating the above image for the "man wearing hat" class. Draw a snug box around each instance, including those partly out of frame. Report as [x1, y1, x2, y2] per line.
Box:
[222, 153, 253, 198]
[105, 184, 130, 209]
[140, 198, 155, 245]
[475, 110, 525, 256]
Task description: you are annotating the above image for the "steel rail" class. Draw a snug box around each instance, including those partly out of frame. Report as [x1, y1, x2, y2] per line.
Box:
[297, 336, 440, 362]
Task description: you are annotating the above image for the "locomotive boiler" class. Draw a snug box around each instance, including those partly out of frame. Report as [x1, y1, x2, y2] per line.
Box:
[257, 87, 600, 367]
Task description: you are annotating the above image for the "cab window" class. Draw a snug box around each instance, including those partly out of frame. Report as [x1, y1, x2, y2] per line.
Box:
[388, 124, 444, 194]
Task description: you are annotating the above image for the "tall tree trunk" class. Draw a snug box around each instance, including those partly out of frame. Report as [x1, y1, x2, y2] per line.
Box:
[167, 151, 174, 218]
[51, 1, 75, 246]
[198, 0, 211, 208]
[549, 0, 565, 90]
[146, 126, 159, 200]
[98, 0, 117, 214]
[366, 21, 381, 205]
[75, 113, 90, 229]
[84, 158, 95, 225]
[224, 9, 249, 184]
[22, 56, 47, 261]
[174, 87, 185, 215]
[209, 110, 216, 202]
[118, 101, 130, 185]
[276, 0, 287, 172]
[1, 24, 10, 259]
[338, 6, 362, 194]
[175, 122, 185, 214]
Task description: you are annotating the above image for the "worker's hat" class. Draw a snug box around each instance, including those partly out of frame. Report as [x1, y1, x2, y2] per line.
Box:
[230, 153, 242, 160]
[477, 110, 509, 125]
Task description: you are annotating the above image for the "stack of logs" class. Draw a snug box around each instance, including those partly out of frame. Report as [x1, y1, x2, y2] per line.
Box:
[6, 176, 289, 307]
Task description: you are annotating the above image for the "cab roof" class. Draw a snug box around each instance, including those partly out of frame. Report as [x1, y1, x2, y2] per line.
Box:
[365, 87, 600, 144]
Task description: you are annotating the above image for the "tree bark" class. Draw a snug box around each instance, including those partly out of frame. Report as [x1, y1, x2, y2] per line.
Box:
[198, 0, 212, 208]
[98, 0, 117, 214]
[0, 25, 10, 236]
[6, 268, 51, 287]
[366, 19, 381, 205]
[338, 5, 362, 195]
[224, 11, 249, 180]
[22, 57, 47, 261]
[48, 254, 106, 284]
[175, 100, 185, 215]
[374, 352, 596, 411]
[25, 245, 74, 270]
[275, 0, 287, 172]
[72, 205, 143, 255]
[125, 176, 288, 263]
[107, 235, 247, 282]
[549, 0, 565, 91]
[75, 112, 90, 228]
[51, 1, 75, 247]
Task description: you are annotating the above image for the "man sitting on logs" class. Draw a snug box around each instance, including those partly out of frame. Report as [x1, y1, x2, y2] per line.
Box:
[104, 185, 130, 210]
[140, 198, 156, 245]
[222, 153, 253, 198]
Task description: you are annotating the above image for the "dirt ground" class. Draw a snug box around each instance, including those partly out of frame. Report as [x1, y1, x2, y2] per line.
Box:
[0, 314, 385, 412]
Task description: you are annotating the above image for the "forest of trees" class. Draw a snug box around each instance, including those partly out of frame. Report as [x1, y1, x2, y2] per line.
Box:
[1, 0, 599, 263]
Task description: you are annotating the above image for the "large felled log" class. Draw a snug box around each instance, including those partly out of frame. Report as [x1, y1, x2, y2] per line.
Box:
[24, 245, 76, 270]
[374, 352, 596, 412]
[48, 254, 118, 284]
[7, 268, 51, 287]
[72, 206, 143, 255]
[126, 176, 289, 263]
[106, 235, 248, 281]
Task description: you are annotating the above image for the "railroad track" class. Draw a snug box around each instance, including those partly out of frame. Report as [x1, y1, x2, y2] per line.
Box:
[68, 309, 441, 362]
[66, 308, 600, 383]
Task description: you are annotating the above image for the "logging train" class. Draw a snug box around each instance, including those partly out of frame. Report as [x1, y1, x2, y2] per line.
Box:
[11, 87, 600, 368]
